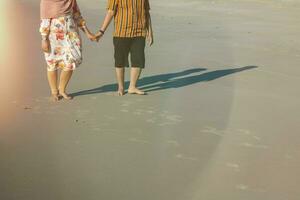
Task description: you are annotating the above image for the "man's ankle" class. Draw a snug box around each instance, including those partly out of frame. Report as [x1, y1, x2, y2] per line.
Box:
[128, 85, 137, 89]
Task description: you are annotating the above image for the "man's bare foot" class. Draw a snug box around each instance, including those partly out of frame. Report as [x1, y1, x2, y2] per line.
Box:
[59, 91, 73, 100]
[117, 89, 125, 96]
[128, 87, 146, 95]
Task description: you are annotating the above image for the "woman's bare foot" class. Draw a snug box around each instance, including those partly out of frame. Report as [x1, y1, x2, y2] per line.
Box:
[128, 87, 146, 95]
[50, 90, 60, 102]
[59, 91, 73, 100]
[50, 93, 60, 102]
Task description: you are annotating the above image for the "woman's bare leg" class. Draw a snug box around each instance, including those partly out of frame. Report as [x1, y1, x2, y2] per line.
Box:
[47, 70, 59, 101]
[58, 70, 73, 100]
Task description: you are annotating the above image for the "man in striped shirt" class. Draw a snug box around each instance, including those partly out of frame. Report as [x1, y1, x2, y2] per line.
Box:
[95, 0, 153, 96]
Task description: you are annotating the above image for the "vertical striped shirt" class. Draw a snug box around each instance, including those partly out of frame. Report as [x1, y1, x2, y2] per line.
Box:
[107, 0, 150, 37]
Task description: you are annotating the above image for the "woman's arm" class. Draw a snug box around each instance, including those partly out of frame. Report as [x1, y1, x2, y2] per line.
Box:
[39, 19, 51, 53]
[73, 1, 96, 41]
[94, 0, 119, 41]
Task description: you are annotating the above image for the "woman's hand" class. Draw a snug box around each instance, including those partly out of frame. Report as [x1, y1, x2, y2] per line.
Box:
[41, 38, 50, 53]
[82, 25, 97, 42]
[86, 32, 97, 41]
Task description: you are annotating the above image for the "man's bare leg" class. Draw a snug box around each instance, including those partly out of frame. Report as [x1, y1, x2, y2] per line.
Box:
[115, 67, 125, 96]
[47, 70, 59, 101]
[58, 70, 73, 100]
[128, 67, 145, 95]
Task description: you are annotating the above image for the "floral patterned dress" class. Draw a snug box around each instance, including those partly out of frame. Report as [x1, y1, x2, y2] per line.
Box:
[39, 11, 86, 71]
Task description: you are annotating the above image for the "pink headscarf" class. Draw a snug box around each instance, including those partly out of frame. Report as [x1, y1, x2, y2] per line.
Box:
[40, 0, 80, 19]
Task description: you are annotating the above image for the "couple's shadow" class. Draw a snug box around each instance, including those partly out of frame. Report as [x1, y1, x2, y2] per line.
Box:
[71, 66, 258, 97]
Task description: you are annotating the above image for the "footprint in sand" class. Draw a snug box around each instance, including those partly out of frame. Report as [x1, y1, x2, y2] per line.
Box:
[146, 110, 155, 114]
[33, 110, 42, 114]
[226, 162, 240, 172]
[236, 129, 251, 135]
[175, 153, 198, 161]
[105, 115, 116, 120]
[252, 135, 261, 141]
[236, 184, 249, 191]
[285, 154, 294, 160]
[159, 122, 176, 126]
[135, 98, 144, 102]
[146, 118, 156, 123]
[158, 112, 183, 126]
[133, 110, 142, 115]
[75, 110, 91, 119]
[74, 140, 81, 145]
[31, 106, 43, 114]
[239, 142, 269, 149]
[121, 101, 133, 107]
[236, 184, 266, 193]
[45, 110, 56, 115]
[34, 98, 42, 102]
[165, 114, 182, 122]
[167, 140, 180, 147]
[92, 127, 101, 132]
[202, 127, 225, 137]
[128, 138, 150, 144]
[235, 129, 263, 142]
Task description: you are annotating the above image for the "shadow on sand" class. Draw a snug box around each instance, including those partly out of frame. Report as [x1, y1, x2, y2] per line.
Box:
[71, 66, 258, 97]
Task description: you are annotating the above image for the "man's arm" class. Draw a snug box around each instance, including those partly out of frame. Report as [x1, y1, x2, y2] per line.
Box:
[146, 5, 153, 46]
[95, 10, 115, 41]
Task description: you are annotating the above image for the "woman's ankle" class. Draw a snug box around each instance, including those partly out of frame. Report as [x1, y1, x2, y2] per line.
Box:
[51, 89, 59, 95]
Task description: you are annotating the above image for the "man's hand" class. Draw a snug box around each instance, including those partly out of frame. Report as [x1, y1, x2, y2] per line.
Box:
[147, 30, 154, 46]
[94, 31, 104, 42]
[41, 39, 50, 53]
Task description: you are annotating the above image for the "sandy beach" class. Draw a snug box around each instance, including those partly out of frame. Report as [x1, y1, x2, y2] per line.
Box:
[1, 0, 300, 199]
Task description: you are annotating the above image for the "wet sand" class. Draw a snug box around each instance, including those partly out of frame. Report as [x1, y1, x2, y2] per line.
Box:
[1, 0, 300, 200]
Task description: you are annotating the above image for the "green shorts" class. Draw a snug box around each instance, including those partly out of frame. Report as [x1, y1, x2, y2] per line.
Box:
[113, 37, 146, 68]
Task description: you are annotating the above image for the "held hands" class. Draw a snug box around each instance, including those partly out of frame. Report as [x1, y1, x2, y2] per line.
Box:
[83, 26, 99, 42]
[86, 31, 98, 42]
[94, 30, 104, 42]
[86, 30, 104, 42]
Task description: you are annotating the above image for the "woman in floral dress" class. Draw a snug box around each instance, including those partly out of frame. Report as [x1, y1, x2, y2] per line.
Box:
[40, 0, 96, 101]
